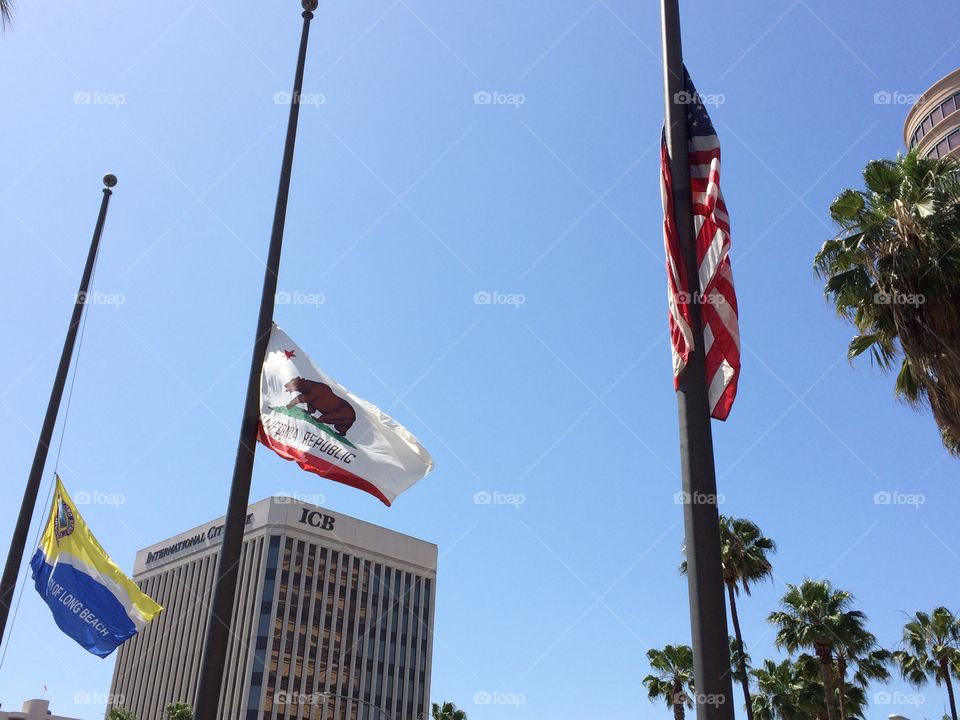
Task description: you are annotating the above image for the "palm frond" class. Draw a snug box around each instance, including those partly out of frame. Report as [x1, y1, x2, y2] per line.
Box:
[0, 0, 12, 29]
[817, 149, 960, 456]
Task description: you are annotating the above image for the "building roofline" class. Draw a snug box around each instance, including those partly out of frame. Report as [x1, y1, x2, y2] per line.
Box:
[131, 495, 438, 575]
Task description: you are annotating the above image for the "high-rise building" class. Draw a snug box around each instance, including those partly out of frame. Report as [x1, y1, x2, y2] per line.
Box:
[904, 67, 960, 159]
[108, 497, 437, 720]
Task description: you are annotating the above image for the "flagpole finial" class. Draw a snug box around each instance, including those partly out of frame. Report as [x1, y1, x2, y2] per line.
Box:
[302, 0, 318, 13]
[103, 174, 118, 188]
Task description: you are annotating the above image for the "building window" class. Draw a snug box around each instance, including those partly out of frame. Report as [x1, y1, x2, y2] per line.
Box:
[246, 534, 281, 717]
[949, 129, 960, 151]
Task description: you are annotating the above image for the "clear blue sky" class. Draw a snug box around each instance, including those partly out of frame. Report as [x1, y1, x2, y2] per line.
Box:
[1, 0, 958, 718]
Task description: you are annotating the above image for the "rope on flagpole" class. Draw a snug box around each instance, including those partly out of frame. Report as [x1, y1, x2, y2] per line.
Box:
[0, 251, 100, 672]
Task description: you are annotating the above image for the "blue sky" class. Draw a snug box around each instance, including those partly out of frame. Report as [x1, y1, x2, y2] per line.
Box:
[1, 0, 958, 718]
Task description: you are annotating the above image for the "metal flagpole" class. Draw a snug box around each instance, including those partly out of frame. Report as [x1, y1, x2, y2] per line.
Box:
[0, 174, 118, 650]
[659, 3, 736, 720]
[193, 1, 316, 716]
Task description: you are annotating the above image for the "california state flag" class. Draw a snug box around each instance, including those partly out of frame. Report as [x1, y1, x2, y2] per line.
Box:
[258, 324, 434, 505]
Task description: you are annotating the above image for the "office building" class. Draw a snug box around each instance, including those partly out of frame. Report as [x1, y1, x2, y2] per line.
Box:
[904, 67, 960, 158]
[109, 497, 437, 720]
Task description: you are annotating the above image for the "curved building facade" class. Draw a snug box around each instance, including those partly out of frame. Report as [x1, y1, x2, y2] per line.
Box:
[904, 68, 960, 159]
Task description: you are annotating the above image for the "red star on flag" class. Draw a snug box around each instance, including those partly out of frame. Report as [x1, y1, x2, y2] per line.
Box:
[283, 350, 296, 359]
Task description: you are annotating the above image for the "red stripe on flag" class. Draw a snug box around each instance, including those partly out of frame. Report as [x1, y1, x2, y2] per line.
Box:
[257, 423, 392, 506]
[688, 150, 721, 164]
[661, 141, 694, 388]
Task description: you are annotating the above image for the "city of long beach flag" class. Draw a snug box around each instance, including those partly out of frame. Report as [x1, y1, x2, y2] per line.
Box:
[660, 66, 740, 420]
[30, 476, 162, 657]
[259, 324, 434, 506]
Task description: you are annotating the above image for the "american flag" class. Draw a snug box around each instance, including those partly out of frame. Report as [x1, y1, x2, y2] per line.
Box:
[660, 67, 740, 420]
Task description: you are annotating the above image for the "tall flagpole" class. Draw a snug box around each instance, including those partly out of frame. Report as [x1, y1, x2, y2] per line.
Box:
[193, 1, 316, 716]
[659, 3, 735, 720]
[0, 174, 117, 650]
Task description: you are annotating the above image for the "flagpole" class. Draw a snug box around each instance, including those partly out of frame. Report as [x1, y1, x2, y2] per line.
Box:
[659, 3, 735, 720]
[0, 174, 117, 650]
[193, 1, 316, 716]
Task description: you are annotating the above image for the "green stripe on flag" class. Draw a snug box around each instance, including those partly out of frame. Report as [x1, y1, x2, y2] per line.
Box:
[269, 405, 358, 449]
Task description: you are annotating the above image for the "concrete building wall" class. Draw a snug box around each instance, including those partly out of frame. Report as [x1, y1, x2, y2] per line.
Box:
[108, 498, 437, 720]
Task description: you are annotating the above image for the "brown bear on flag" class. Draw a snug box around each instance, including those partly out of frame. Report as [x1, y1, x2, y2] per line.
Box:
[259, 324, 434, 506]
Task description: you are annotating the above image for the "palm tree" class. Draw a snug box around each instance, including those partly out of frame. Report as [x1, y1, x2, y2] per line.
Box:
[164, 703, 192, 720]
[431, 701, 467, 720]
[833, 629, 891, 720]
[731, 635, 752, 686]
[815, 150, 960, 454]
[793, 654, 872, 720]
[768, 580, 869, 720]
[643, 644, 696, 720]
[106, 710, 137, 720]
[0, 1, 11, 29]
[893, 607, 960, 720]
[682, 515, 777, 720]
[751, 658, 821, 720]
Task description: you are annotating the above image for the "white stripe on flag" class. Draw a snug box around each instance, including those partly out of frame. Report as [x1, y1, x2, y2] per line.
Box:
[689, 135, 721, 152]
[699, 227, 728, 291]
[707, 359, 736, 412]
[711, 282, 741, 345]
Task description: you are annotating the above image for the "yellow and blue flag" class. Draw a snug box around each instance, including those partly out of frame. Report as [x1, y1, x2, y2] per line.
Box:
[30, 476, 162, 657]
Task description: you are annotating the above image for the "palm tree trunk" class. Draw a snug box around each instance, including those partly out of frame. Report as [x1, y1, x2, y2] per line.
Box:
[674, 679, 686, 720]
[726, 582, 755, 720]
[837, 656, 848, 720]
[816, 646, 838, 720]
[942, 658, 958, 720]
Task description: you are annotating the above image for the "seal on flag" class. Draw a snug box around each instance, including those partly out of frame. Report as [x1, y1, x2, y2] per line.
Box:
[54, 497, 75, 542]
